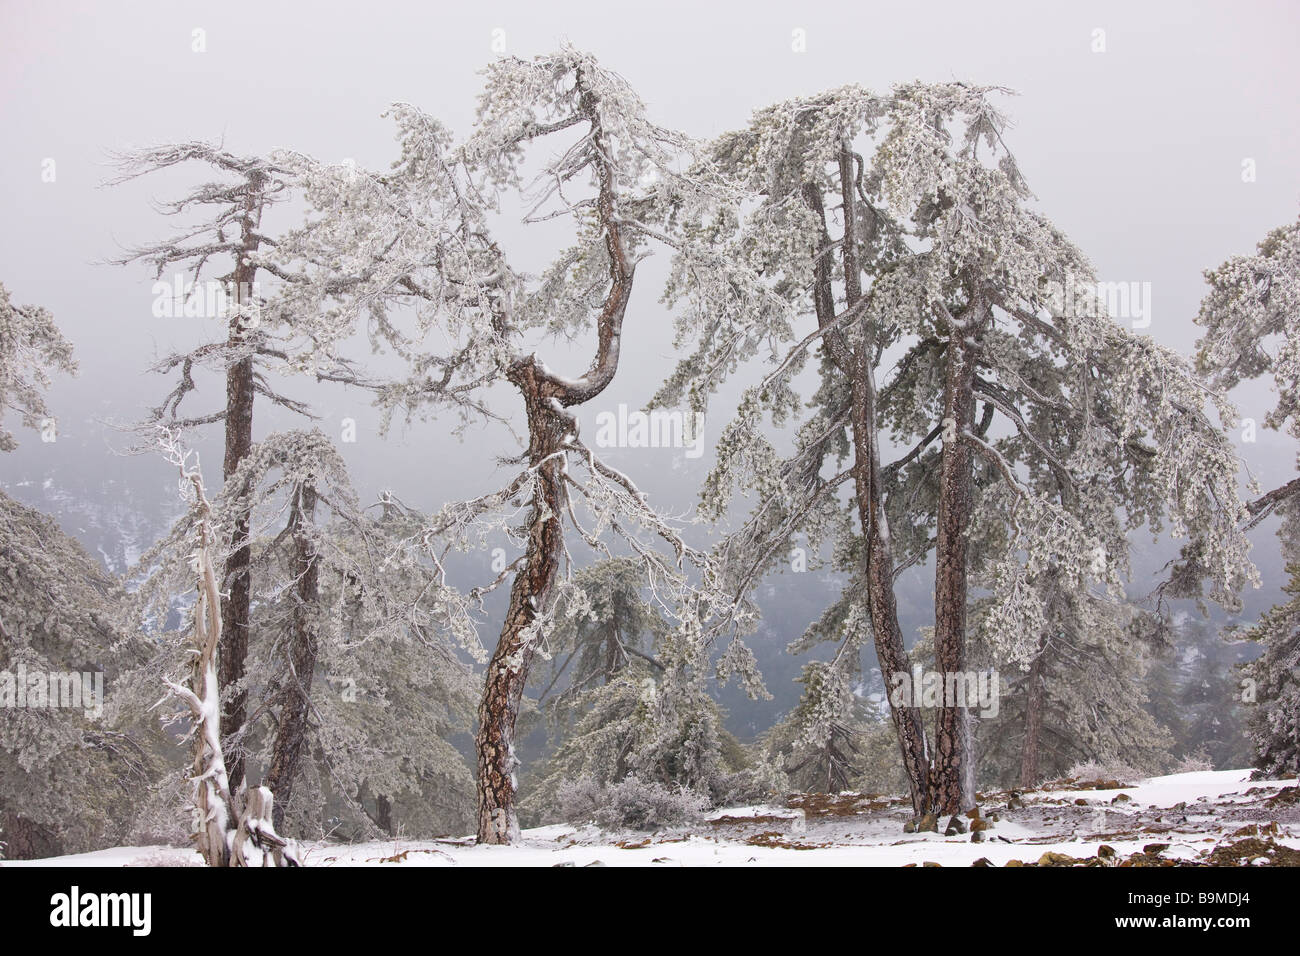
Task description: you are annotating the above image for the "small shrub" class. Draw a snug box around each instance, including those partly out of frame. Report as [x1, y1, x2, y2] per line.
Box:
[556, 775, 707, 830]
[554, 777, 605, 824]
[714, 760, 788, 807]
[1172, 750, 1214, 774]
[1065, 759, 1149, 786]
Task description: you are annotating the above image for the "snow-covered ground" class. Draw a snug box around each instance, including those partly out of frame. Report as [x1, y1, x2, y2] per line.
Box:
[5, 770, 1298, 867]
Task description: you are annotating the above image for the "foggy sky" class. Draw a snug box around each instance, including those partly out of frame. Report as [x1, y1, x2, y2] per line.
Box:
[2, 0, 1299, 634]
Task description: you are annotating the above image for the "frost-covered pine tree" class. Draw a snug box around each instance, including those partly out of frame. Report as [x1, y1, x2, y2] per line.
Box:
[260, 49, 760, 843]
[130, 430, 479, 838]
[1195, 210, 1300, 778]
[971, 588, 1173, 787]
[1, 285, 164, 858]
[653, 84, 939, 813]
[0, 281, 75, 453]
[527, 558, 671, 804]
[657, 83, 1256, 819]
[524, 558, 775, 823]
[761, 658, 871, 794]
[1234, 564, 1300, 777]
[0, 495, 165, 859]
[249, 459, 479, 838]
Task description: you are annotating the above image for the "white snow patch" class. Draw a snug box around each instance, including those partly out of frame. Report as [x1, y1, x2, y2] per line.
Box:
[6, 771, 1296, 868]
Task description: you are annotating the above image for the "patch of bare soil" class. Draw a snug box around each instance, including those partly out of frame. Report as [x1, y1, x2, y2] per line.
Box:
[744, 831, 827, 850]
[1204, 837, 1300, 867]
[785, 792, 900, 817]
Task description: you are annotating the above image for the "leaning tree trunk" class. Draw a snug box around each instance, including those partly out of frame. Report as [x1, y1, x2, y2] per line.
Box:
[265, 481, 320, 833]
[850, 347, 933, 816]
[844, 151, 929, 813]
[803, 153, 932, 816]
[929, 297, 985, 816]
[475, 363, 568, 844]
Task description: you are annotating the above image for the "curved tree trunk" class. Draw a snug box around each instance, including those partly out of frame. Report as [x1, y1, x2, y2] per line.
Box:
[473, 70, 633, 844]
[475, 363, 568, 844]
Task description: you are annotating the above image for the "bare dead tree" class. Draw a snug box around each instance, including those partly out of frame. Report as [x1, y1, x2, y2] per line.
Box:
[157, 430, 298, 867]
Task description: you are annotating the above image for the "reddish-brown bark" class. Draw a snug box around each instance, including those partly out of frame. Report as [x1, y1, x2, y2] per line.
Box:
[474, 70, 634, 843]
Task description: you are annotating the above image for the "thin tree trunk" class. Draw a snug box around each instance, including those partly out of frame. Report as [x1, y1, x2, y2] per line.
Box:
[930, 296, 985, 815]
[219, 352, 252, 795]
[1017, 490, 1069, 790]
[374, 793, 393, 834]
[851, 347, 932, 816]
[265, 482, 319, 833]
[1019, 643, 1046, 788]
[801, 149, 932, 816]
[355, 783, 395, 835]
[219, 190, 263, 795]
